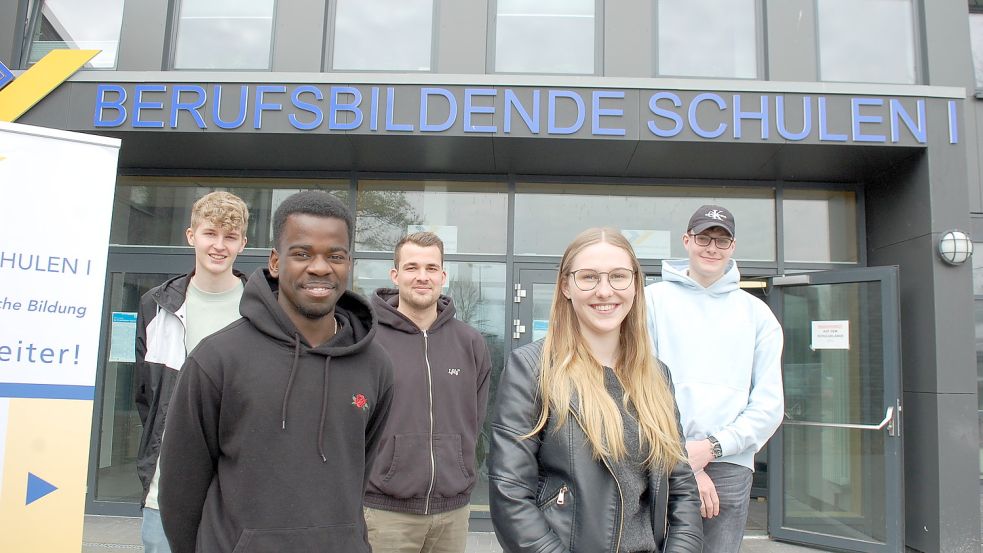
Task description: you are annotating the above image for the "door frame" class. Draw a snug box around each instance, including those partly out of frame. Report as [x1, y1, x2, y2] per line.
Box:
[766, 266, 904, 553]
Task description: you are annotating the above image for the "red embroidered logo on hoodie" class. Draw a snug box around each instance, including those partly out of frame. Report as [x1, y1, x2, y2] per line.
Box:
[352, 393, 368, 411]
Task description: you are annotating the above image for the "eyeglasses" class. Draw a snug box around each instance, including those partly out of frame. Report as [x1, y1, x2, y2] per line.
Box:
[689, 233, 734, 249]
[568, 268, 636, 291]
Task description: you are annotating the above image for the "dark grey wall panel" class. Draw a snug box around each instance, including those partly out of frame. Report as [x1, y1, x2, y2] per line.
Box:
[764, 0, 817, 82]
[272, 0, 326, 72]
[604, 0, 651, 78]
[866, 233, 937, 393]
[901, 391, 980, 553]
[901, 391, 941, 553]
[116, 0, 169, 70]
[966, 101, 982, 212]
[921, 0, 974, 88]
[436, 0, 487, 74]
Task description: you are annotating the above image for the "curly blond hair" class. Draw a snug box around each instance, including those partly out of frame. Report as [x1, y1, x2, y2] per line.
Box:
[190, 191, 249, 233]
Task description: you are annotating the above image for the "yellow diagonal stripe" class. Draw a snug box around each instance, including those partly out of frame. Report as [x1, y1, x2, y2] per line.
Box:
[0, 50, 99, 122]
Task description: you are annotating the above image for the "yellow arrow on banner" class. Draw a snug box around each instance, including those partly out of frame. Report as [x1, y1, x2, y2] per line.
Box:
[0, 50, 99, 123]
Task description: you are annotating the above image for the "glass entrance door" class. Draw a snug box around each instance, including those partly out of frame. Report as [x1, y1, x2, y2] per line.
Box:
[768, 267, 903, 552]
[512, 267, 558, 347]
[86, 249, 268, 515]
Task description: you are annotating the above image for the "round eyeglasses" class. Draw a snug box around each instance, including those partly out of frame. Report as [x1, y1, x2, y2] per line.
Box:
[568, 268, 636, 291]
[689, 233, 733, 249]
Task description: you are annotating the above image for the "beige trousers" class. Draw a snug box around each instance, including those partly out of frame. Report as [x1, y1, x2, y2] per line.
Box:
[364, 505, 470, 553]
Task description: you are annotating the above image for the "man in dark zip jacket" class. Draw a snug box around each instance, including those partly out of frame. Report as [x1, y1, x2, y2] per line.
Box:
[364, 232, 492, 553]
[158, 191, 394, 553]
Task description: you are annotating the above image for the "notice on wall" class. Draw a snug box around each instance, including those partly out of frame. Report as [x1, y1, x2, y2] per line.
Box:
[0, 121, 119, 552]
[109, 313, 138, 363]
[811, 320, 850, 350]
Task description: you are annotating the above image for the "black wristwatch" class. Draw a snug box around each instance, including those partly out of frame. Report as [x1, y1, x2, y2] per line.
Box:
[707, 435, 723, 459]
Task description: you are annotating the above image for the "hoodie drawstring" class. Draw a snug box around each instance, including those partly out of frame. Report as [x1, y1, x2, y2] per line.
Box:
[317, 356, 332, 463]
[281, 335, 301, 430]
[280, 333, 333, 463]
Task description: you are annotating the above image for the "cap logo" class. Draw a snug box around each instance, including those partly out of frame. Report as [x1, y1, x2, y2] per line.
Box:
[704, 209, 728, 221]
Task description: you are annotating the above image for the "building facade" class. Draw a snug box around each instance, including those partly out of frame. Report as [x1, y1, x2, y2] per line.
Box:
[0, 1, 979, 552]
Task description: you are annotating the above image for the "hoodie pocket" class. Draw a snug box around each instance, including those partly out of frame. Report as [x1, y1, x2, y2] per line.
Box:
[432, 433, 473, 497]
[377, 433, 473, 499]
[231, 524, 365, 553]
[378, 433, 430, 498]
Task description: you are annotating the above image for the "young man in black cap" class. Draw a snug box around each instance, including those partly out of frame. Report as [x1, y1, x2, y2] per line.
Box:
[644, 204, 784, 553]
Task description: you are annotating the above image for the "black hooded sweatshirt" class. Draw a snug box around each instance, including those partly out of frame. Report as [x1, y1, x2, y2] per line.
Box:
[364, 288, 492, 515]
[159, 268, 394, 553]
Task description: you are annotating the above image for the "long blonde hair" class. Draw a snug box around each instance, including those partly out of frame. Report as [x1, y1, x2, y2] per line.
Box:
[525, 228, 685, 468]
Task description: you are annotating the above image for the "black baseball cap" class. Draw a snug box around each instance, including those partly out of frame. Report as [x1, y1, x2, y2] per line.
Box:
[687, 204, 735, 237]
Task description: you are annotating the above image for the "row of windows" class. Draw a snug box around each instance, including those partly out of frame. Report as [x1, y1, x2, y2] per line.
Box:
[111, 176, 859, 264]
[23, 0, 918, 84]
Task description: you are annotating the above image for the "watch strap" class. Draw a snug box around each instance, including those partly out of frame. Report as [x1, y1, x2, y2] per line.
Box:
[707, 435, 723, 459]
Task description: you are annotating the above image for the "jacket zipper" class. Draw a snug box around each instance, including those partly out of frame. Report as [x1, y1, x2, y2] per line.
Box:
[423, 330, 436, 515]
[599, 456, 625, 553]
[539, 484, 569, 508]
[571, 412, 624, 552]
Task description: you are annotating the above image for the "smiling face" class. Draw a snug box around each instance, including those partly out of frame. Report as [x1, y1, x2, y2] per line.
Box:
[561, 241, 636, 342]
[269, 214, 351, 325]
[391, 242, 447, 312]
[186, 221, 246, 278]
[682, 226, 735, 288]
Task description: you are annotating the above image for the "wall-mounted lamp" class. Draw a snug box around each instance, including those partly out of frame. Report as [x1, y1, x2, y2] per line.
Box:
[938, 230, 973, 265]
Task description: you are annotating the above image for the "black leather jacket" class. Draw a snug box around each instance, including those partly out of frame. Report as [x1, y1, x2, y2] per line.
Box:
[488, 341, 703, 553]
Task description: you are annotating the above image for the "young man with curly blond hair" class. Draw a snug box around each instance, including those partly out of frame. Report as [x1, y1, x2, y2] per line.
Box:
[134, 191, 249, 553]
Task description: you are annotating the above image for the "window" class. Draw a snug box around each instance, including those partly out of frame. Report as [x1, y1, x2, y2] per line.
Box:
[111, 176, 348, 248]
[172, 0, 276, 70]
[783, 189, 858, 263]
[970, 10, 983, 90]
[332, 0, 434, 71]
[817, 0, 916, 84]
[355, 180, 508, 255]
[513, 183, 776, 260]
[24, 0, 125, 69]
[656, 0, 758, 79]
[494, 0, 596, 74]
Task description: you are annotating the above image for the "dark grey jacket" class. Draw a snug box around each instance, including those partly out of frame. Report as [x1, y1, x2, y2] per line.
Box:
[364, 288, 493, 515]
[488, 341, 703, 553]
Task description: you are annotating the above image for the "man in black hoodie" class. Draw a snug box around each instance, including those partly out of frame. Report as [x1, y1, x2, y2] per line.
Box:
[365, 232, 492, 553]
[159, 191, 394, 553]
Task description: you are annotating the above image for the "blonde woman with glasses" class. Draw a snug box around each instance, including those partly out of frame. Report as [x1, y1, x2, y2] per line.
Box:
[488, 228, 702, 553]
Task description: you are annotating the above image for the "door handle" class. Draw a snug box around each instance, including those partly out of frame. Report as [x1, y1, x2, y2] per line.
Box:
[783, 405, 898, 436]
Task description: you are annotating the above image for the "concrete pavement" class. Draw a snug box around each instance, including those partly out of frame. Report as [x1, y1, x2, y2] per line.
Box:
[81, 514, 827, 553]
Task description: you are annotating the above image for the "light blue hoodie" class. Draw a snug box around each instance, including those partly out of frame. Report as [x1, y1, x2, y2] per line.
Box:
[644, 259, 784, 471]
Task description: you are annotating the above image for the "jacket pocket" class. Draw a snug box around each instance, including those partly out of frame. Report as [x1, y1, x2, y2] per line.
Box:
[538, 483, 573, 548]
[432, 433, 473, 498]
[231, 524, 365, 553]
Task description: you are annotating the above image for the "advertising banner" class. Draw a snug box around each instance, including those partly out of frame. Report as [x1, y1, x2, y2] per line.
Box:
[0, 121, 119, 551]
